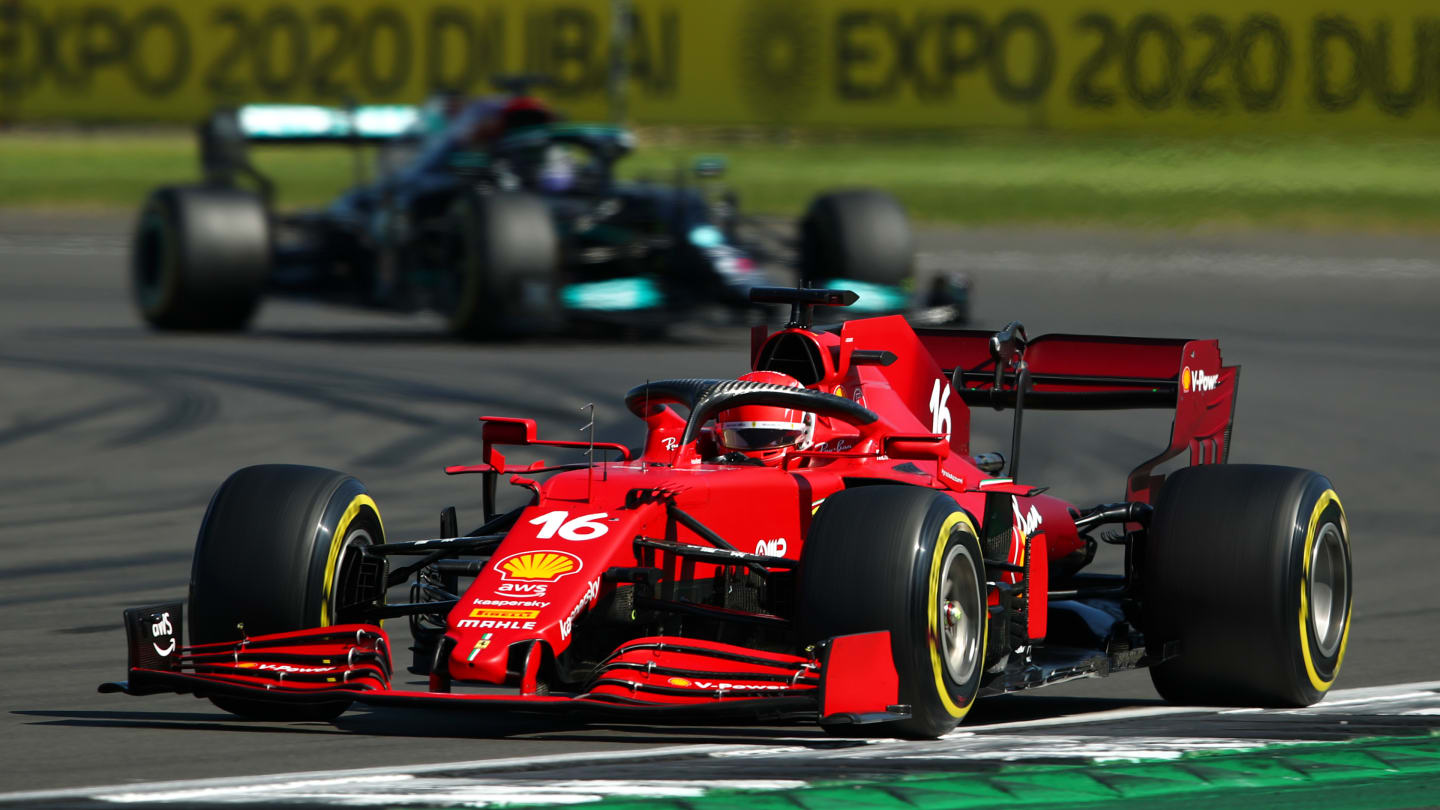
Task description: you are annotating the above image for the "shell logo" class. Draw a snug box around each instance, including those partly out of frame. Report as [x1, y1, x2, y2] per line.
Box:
[494, 550, 583, 583]
[668, 677, 693, 687]
[1180, 365, 1218, 393]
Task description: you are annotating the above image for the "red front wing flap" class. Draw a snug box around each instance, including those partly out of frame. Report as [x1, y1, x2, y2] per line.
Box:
[583, 636, 821, 703]
[100, 603, 393, 701]
[102, 604, 906, 724]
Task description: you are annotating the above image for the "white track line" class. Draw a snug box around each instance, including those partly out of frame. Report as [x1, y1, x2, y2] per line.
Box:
[97, 779, 810, 806]
[3, 680, 1437, 804]
[956, 703, 1211, 733]
[0, 745, 754, 803]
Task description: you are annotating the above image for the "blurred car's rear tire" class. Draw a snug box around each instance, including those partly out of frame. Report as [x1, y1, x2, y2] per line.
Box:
[445, 191, 560, 339]
[799, 189, 914, 287]
[1144, 464, 1352, 707]
[132, 185, 269, 331]
[190, 464, 387, 720]
[797, 485, 986, 739]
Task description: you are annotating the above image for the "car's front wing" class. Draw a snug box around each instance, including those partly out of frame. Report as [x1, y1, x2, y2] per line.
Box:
[100, 603, 907, 727]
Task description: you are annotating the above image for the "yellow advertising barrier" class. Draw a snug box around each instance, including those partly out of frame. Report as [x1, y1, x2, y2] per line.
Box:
[3, 0, 1439, 132]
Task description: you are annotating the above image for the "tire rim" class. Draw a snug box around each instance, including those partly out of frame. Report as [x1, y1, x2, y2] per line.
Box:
[938, 541, 982, 683]
[329, 528, 376, 625]
[1309, 522, 1348, 658]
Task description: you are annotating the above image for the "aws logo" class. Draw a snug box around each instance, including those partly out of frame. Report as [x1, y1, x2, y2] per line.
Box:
[494, 550, 583, 583]
[1181, 366, 1220, 393]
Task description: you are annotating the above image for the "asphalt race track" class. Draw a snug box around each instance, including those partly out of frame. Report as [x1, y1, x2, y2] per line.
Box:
[2, 213, 1439, 800]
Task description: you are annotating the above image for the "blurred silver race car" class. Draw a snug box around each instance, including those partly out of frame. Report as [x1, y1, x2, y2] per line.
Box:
[131, 80, 970, 337]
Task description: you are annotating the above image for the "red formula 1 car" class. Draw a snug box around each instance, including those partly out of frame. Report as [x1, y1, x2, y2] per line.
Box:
[104, 288, 1353, 737]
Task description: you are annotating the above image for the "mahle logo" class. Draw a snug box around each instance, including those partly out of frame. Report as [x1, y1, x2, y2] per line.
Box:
[494, 550, 582, 583]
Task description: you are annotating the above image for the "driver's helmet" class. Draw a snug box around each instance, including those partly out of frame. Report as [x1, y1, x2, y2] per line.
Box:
[537, 144, 575, 193]
[715, 371, 815, 466]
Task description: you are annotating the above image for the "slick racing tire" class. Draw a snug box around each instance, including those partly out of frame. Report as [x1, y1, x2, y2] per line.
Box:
[797, 486, 986, 738]
[189, 465, 387, 720]
[1144, 464, 1352, 707]
[445, 191, 560, 339]
[799, 189, 914, 287]
[132, 185, 269, 331]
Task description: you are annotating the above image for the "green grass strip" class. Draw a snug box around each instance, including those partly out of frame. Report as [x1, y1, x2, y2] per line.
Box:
[629, 133, 1440, 229]
[530, 734, 1440, 810]
[6, 130, 1440, 229]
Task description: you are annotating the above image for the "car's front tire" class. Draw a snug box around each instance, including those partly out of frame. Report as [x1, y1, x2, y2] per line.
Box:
[444, 191, 560, 339]
[799, 189, 914, 288]
[797, 486, 986, 738]
[189, 464, 387, 720]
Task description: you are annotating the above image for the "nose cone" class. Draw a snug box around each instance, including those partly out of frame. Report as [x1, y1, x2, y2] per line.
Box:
[448, 632, 510, 683]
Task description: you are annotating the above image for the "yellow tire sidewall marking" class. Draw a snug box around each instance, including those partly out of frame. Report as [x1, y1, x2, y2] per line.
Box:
[927, 509, 984, 719]
[321, 493, 384, 627]
[1299, 489, 1348, 693]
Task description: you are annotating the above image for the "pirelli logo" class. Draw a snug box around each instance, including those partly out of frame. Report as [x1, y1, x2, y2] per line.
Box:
[469, 608, 541, 620]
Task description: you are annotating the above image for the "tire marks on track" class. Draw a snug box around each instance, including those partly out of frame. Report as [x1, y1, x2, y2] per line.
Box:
[0, 347, 607, 471]
[0, 395, 145, 449]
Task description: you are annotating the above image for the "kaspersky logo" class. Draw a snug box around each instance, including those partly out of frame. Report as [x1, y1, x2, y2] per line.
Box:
[1181, 366, 1219, 393]
[494, 550, 582, 583]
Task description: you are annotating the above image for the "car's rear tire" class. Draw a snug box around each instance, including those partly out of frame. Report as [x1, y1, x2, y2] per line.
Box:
[1144, 464, 1351, 707]
[132, 185, 269, 331]
[797, 486, 986, 738]
[445, 191, 560, 339]
[189, 465, 387, 720]
[799, 189, 914, 287]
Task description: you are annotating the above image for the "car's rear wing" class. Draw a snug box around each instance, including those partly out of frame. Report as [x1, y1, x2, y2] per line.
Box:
[221, 104, 421, 145]
[917, 326, 1239, 505]
[197, 104, 422, 203]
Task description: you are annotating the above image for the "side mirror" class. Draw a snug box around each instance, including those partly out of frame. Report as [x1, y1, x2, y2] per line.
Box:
[883, 434, 950, 462]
